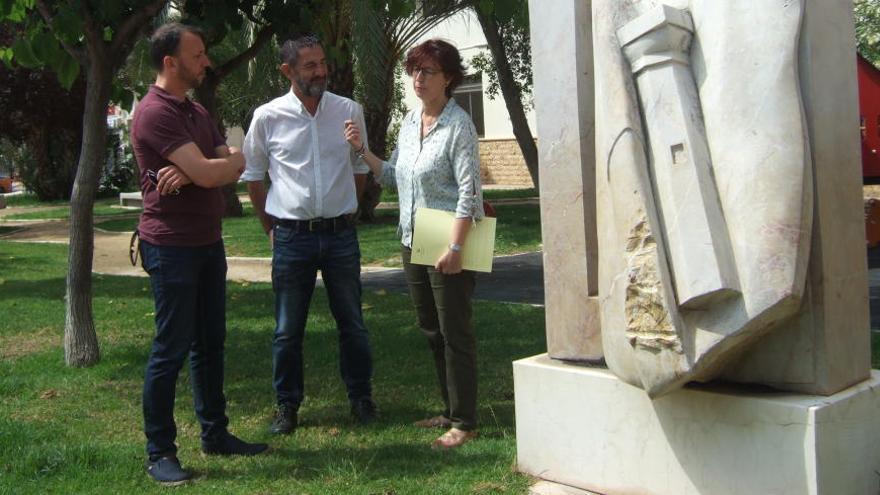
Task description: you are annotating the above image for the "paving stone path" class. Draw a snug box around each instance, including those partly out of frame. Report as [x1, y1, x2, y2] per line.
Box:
[0, 213, 546, 306]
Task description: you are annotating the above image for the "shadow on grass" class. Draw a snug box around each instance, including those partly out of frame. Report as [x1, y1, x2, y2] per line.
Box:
[198, 442, 504, 483]
[0, 240, 545, 493]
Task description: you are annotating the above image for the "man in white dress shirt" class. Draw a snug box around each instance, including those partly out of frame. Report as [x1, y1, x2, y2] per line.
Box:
[242, 34, 375, 434]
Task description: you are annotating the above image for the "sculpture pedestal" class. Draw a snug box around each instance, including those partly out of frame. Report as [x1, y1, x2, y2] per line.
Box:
[514, 354, 880, 495]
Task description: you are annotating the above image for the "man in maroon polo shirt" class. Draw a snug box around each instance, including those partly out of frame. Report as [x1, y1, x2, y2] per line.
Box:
[131, 22, 267, 485]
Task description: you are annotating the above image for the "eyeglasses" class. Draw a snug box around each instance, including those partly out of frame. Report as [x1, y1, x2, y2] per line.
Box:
[411, 66, 441, 79]
[146, 169, 180, 195]
[129, 231, 140, 266]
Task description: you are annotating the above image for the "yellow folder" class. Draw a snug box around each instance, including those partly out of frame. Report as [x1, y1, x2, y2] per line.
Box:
[410, 208, 497, 273]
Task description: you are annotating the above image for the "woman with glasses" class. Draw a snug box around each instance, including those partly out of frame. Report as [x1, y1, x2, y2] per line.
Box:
[344, 38, 484, 449]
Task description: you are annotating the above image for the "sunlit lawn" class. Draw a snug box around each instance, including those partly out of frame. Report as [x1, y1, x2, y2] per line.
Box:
[3, 189, 541, 268]
[95, 203, 542, 267]
[0, 240, 545, 494]
[2, 197, 136, 221]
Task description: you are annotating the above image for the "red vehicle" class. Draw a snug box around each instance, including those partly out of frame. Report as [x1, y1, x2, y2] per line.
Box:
[859, 55, 880, 183]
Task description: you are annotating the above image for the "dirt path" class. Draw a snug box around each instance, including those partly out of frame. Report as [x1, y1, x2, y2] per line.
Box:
[0, 192, 539, 283]
[0, 218, 274, 281]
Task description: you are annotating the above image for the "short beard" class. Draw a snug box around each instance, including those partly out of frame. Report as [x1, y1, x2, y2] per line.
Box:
[179, 67, 203, 90]
[295, 75, 327, 98]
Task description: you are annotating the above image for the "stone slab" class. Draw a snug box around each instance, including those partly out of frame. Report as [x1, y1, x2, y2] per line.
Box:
[530, 481, 599, 495]
[514, 354, 880, 495]
[721, 0, 871, 395]
[528, 0, 601, 361]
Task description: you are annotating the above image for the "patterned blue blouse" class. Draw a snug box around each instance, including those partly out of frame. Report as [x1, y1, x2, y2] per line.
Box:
[379, 98, 485, 247]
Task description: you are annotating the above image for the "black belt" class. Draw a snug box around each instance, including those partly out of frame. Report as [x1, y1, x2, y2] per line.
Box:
[275, 215, 353, 232]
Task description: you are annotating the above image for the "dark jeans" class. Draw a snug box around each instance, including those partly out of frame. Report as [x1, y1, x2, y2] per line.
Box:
[401, 246, 477, 431]
[271, 223, 373, 409]
[140, 239, 229, 458]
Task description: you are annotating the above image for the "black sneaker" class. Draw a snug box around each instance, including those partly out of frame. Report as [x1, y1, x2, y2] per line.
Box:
[201, 433, 269, 456]
[350, 398, 377, 425]
[270, 402, 298, 435]
[146, 455, 191, 485]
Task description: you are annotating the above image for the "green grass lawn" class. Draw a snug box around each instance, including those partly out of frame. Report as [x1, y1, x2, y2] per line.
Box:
[3, 193, 71, 208]
[0, 240, 545, 494]
[2, 197, 136, 221]
[96, 203, 543, 266]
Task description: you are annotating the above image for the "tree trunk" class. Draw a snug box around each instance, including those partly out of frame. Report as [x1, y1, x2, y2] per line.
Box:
[195, 73, 244, 217]
[326, 0, 355, 98]
[64, 54, 111, 367]
[475, 8, 540, 189]
[357, 54, 398, 223]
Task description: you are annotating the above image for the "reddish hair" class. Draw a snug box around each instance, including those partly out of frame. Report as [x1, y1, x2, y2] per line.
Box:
[405, 39, 465, 97]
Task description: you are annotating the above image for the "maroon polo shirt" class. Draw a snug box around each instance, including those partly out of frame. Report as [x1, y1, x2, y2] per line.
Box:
[131, 85, 226, 246]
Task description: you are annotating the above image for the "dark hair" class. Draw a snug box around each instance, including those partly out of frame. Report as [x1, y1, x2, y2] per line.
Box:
[279, 34, 322, 67]
[405, 39, 465, 97]
[149, 23, 205, 71]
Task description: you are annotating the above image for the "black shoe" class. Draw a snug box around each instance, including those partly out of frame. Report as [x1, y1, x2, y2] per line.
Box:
[350, 398, 377, 425]
[201, 433, 269, 456]
[146, 455, 191, 485]
[270, 402, 298, 435]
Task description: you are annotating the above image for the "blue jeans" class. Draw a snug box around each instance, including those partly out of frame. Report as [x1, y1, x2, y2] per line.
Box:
[140, 240, 229, 458]
[271, 223, 373, 408]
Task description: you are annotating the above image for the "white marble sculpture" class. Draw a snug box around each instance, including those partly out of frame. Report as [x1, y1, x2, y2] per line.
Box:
[593, 0, 867, 396]
[518, 1, 877, 492]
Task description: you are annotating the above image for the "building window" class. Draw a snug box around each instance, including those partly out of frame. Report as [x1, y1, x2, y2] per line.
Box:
[453, 73, 485, 137]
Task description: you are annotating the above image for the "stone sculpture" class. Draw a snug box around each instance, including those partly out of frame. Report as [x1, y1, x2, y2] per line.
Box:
[516, 1, 878, 492]
[590, 0, 869, 396]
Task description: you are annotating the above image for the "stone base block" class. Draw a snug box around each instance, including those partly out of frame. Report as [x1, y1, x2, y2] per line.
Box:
[530, 480, 599, 495]
[514, 354, 880, 495]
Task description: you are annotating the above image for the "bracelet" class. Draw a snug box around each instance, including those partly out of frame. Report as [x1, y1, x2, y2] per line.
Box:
[355, 143, 367, 159]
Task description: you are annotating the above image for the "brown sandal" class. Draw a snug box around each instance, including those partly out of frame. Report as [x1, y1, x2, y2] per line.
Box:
[431, 428, 477, 450]
[413, 415, 453, 428]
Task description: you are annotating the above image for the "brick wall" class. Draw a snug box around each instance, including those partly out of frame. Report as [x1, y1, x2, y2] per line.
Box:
[478, 138, 535, 187]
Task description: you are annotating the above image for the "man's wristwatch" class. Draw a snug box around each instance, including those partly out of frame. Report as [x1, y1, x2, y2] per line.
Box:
[448, 242, 462, 253]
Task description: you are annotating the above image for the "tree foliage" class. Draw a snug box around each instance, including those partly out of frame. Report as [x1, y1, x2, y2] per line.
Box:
[0, 18, 85, 199]
[856, 0, 880, 65]
[215, 31, 288, 131]
[468, 0, 532, 110]
[2, 0, 168, 367]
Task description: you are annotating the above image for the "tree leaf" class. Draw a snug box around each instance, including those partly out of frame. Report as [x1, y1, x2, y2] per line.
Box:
[0, 46, 13, 68]
[478, 0, 493, 16]
[387, 0, 413, 19]
[11, 38, 41, 68]
[52, 7, 83, 44]
[492, 0, 518, 23]
[3, 0, 33, 22]
[55, 54, 80, 89]
[0, 0, 12, 18]
[31, 31, 64, 67]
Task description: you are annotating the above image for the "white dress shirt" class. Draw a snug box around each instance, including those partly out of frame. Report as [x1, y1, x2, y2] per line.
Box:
[242, 90, 369, 220]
